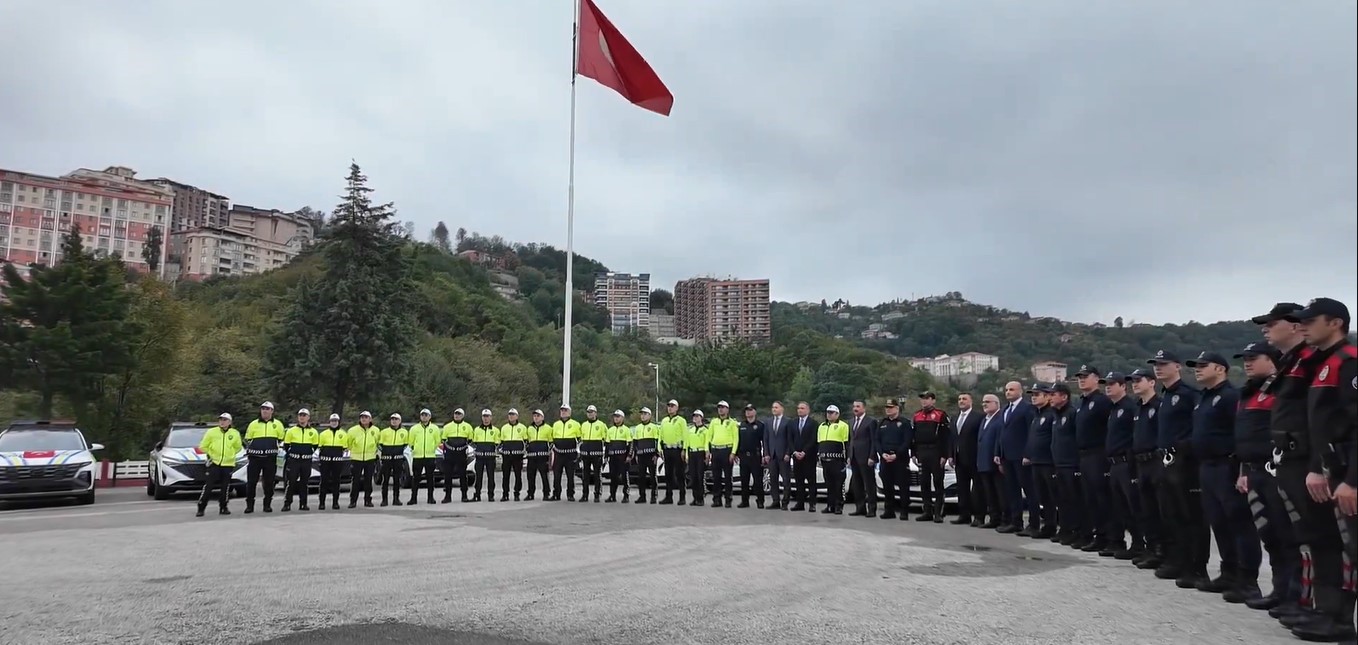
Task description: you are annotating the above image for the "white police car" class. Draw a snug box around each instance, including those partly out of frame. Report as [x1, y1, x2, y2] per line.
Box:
[148, 422, 248, 500]
[0, 420, 103, 505]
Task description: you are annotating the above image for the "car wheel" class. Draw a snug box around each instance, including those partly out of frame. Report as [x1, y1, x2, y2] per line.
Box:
[146, 470, 155, 497]
[78, 489, 95, 505]
[152, 470, 171, 501]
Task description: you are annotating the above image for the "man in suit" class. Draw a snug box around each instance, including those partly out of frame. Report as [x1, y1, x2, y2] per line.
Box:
[997, 380, 1038, 534]
[950, 393, 985, 525]
[847, 400, 880, 518]
[762, 401, 793, 511]
[976, 394, 1006, 528]
[788, 401, 819, 512]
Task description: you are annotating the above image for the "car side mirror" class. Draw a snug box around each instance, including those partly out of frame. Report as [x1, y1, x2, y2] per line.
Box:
[91, 443, 105, 451]
[154, 441, 164, 451]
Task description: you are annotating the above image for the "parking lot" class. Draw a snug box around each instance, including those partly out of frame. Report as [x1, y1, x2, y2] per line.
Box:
[0, 486, 1299, 645]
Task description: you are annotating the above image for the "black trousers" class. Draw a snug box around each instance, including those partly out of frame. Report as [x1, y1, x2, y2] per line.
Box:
[474, 455, 496, 496]
[1200, 459, 1260, 575]
[954, 462, 976, 519]
[879, 457, 909, 514]
[1160, 453, 1209, 574]
[710, 448, 733, 501]
[822, 458, 846, 510]
[319, 460, 344, 503]
[500, 454, 524, 495]
[1135, 456, 1165, 551]
[976, 469, 1003, 522]
[1032, 464, 1059, 531]
[526, 456, 550, 498]
[792, 454, 816, 506]
[551, 452, 578, 499]
[580, 455, 603, 497]
[245, 455, 277, 503]
[197, 464, 232, 509]
[1078, 450, 1110, 542]
[283, 456, 310, 507]
[1056, 466, 1086, 537]
[443, 451, 468, 497]
[661, 449, 684, 499]
[849, 458, 876, 511]
[349, 460, 376, 504]
[687, 451, 707, 502]
[1243, 466, 1300, 599]
[634, 452, 658, 497]
[608, 454, 630, 497]
[916, 448, 945, 514]
[379, 457, 404, 502]
[410, 457, 437, 501]
[739, 454, 764, 504]
[1107, 459, 1142, 547]
[1004, 459, 1038, 529]
[1276, 457, 1351, 617]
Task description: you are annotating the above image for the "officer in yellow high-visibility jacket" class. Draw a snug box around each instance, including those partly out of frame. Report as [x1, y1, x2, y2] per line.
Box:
[471, 410, 500, 501]
[346, 411, 379, 508]
[243, 401, 285, 514]
[684, 410, 712, 506]
[406, 408, 441, 505]
[659, 399, 687, 505]
[499, 408, 529, 501]
[708, 401, 741, 508]
[525, 409, 553, 500]
[632, 407, 661, 504]
[282, 408, 319, 512]
[550, 406, 582, 501]
[377, 413, 409, 507]
[818, 404, 851, 515]
[441, 408, 473, 503]
[579, 405, 608, 503]
[196, 412, 242, 517]
[605, 410, 633, 503]
[316, 413, 346, 510]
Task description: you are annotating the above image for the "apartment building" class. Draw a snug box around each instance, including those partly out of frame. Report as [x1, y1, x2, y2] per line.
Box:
[648, 309, 676, 339]
[148, 177, 230, 232]
[908, 352, 1001, 379]
[673, 277, 771, 343]
[593, 272, 650, 334]
[177, 205, 314, 280]
[1030, 361, 1069, 383]
[0, 166, 170, 273]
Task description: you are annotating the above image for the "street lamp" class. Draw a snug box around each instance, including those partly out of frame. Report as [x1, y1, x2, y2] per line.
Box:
[646, 362, 661, 415]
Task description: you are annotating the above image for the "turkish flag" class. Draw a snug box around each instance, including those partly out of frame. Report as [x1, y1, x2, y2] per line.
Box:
[576, 0, 673, 116]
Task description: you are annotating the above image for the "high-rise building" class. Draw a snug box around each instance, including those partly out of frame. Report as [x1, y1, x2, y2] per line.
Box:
[147, 177, 230, 232]
[176, 205, 315, 281]
[673, 277, 771, 343]
[593, 271, 650, 334]
[1, 166, 170, 274]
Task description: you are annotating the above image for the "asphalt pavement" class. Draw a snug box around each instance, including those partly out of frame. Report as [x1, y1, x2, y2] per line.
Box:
[0, 487, 1296, 645]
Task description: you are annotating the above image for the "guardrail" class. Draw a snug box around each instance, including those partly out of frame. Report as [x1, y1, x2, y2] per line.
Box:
[95, 460, 151, 488]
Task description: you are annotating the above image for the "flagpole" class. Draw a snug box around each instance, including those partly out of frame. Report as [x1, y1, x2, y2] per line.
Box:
[562, 0, 581, 409]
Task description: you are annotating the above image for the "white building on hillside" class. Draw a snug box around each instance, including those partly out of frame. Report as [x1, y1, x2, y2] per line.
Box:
[908, 352, 1000, 379]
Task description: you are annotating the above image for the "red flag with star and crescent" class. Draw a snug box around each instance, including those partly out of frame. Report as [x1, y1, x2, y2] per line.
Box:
[576, 0, 673, 116]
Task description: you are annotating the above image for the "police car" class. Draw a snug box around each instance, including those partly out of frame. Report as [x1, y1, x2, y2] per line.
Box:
[842, 459, 960, 507]
[148, 422, 248, 500]
[0, 420, 103, 505]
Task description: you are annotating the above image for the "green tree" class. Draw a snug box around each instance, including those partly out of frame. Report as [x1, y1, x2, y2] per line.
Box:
[431, 221, 452, 252]
[666, 342, 795, 410]
[142, 225, 164, 272]
[263, 163, 417, 416]
[650, 288, 674, 314]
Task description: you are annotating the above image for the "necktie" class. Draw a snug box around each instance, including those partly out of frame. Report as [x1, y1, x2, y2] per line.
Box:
[853, 417, 861, 434]
[1004, 403, 1013, 423]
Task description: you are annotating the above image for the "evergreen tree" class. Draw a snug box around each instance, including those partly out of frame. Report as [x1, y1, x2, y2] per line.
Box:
[263, 163, 417, 416]
[142, 225, 163, 272]
[0, 226, 136, 417]
[431, 221, 452, 252]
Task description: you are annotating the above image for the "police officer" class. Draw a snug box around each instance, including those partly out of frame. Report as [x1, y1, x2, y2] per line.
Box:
[499, 408, 528, 501]
[441, 408, 473, 503]
[1147, 349, 1207, 589]
[708, 401, 739, 508]
[737, 404, 766, 509]
[1185, 351, 1250, 595]
[316, 413, 346, 510]
[1128, 370, 1166, 570]
[243, 401, 285, 514]
[912, 391, 951, 523]
[378, 413, 409, 507]
[579, 405, 608, 503]
[471, 410, 499, 502]
[1023, 383, 1057, 539]
[684, 410, 711, 506]
[1230, 341, 1293, 607]
[818, 405, 850, 515]
[407, 408, 440, 505]
[876, 399, 910, 520]
[1289, 297, 1357, 642]
[346, 411, 379, 508]
[1074, 366, 1114, 553]
[525, 409, 553, 501]
[658, 400, 687, 505]
[605, 410, 632, 503]
[1049, 383, 1084, 547]
[550, 405, 581, 501]
[196, 413, 242, 517]
[281, 408, 319, 512]
[632, 407, 660, 504]
[1102, 372, 1143, 559]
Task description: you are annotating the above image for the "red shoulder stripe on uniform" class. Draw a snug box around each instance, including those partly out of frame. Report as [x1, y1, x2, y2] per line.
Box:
[1340, 345, 1357, 359]
[1243, 393, 1275, 411]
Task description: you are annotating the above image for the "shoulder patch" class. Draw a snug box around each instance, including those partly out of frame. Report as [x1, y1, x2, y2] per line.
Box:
[1212, 395, 1221, 406]
[1149, 408, 1157, 418]
[1116, 409, 1124, 418]
[1085, 401, 1093, 410]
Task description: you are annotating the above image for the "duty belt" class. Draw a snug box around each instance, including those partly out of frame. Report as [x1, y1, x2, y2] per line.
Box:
[579, 440, 604, 457]
[245, 447, 277, 457]
[819, 451, 845, 461]
[445, 438, 470, 449]
[710, 445, 732, 450]
[286, 448, 315, 458]
[1079, 448, 1104, 457]
[633, 439, 658, 455]
[551, 440, 578, 454]
[1108, 454, 1130, 465]
[500, 441, 526, 456]
[662, 444, 684, 451]
[606, 443, 630, 456]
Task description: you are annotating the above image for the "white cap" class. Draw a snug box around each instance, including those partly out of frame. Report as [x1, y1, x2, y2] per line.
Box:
[586, 404, 598, 412]
[454, 408, 465, 415]
[667, 399, 679, 406]
[359, 410, 372, 418]
[532, 409, 544, 416]
[508, 408, 519, 415]
[640, 407, 652, 414]
[219, 412, 232, 421]
[612, 409, 624, 417]
[260, 401, 274, 409]
[419, 408, 431, 416]
[390, 412, 402, 421]
[691, 409, 705, 417]
[560, 404, 571, 410]
[329, 413, 341, 421]
[297, 408, 310, 416]
[717, 400, 729, 408]
[826, 404, 840, 413]
[481, 409, 492, 416]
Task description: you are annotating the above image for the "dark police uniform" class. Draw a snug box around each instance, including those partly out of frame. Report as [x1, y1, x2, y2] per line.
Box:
[1185, 352, 1252, 594]
[605, 418, 632, 503]
[876, 404, 911, 520]
[1025, 385, 1058, 538]
[911, 398, 952, 522]
[737, 409, 766, 508]
[524, 417, 552, 501]
[1050, 389, 1084, 547]
[1150, 351, 1207, 588]
[1131, 382, 1165, 570]
[1103, 374, 1142, 559]
[1074, 375, 1114, 553]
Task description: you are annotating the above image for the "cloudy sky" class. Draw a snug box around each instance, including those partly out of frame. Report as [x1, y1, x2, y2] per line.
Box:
[2, 0, 1353, 325]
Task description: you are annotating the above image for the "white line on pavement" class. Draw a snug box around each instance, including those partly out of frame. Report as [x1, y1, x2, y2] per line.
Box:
[0, 499, 162, 516]
[0, 505, 182, 522]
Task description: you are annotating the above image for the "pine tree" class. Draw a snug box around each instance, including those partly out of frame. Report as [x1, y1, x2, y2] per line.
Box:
[263, 163, 417, 416]
[431, 221, 451, 252]
[142, 225, 163, 272]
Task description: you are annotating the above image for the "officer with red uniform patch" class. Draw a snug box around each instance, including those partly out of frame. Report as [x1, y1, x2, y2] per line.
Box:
[911, 391, 953, 523]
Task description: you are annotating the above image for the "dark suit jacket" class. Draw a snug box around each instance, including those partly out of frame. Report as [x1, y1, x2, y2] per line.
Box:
[789, 415, 818, 456]
[998, 399, 1036, 461]
[952, 408, 985, 469]
[977, 413, 1004, 472]
[847, 415, 879, 464]
[762, 415, 793, 458]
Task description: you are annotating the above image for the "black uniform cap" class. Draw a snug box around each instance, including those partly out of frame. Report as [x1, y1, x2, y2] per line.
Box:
[1126, 368, 1155, 381]
[884, 398, 900, 408]
[1185, 351, 1229, 369]
[1050, 382, 1072, 395]
[1100, 371, 1129, 384]
[1234, 342, 1281, 362]
[1074, 364, 1101, 377]
[918, 391, 936, 399]
[1288, 297, 1351, 325]
[1250, 302, 1304, 325]
[1146, 349, 1181, 364]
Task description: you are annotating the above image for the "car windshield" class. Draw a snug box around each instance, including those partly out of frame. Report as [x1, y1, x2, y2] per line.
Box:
[166, 427, 208, 449]
[0, 429, 87, 452]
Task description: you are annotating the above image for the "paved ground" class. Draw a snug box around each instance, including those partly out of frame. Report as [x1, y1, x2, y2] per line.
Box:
[0, 488, 1297, 645]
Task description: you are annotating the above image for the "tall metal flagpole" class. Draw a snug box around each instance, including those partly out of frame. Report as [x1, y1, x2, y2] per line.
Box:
[562, 0, 581, 409]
